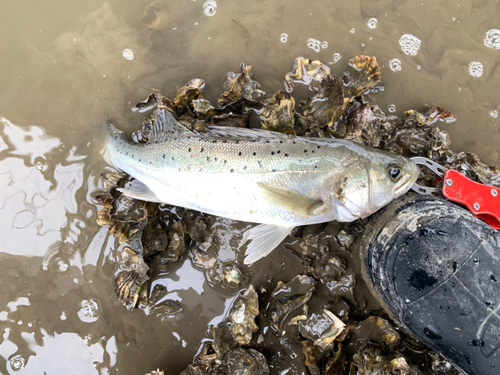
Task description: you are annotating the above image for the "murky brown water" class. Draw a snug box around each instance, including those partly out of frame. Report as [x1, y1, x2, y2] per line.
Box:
[0, 0, 499, 373]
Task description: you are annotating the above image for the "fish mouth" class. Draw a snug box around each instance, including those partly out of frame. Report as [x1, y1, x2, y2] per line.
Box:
[393, 168, 419, 199]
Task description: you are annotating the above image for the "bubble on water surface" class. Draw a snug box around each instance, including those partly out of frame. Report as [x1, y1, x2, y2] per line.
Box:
[329, 53, 342, 64]
[122, 49, 134, 61]
[60, 311, 67, 320]
[399, 34, 421, 56]
[321, 41, 328, 50]
[203, 0, 217, 16]
[280, 33, 288, 43]
[468, 61, 483, 77]
[307, 38, 321, 53]
[389, 58, 402, 72]
[388, 104, 396, 113]
[350, 28, 355, 34]
[490, 110, 498, 118]
[417, 65, 421, 70]
[9, 355, 25, 372]
[35, 157, 49, 172]
[78, 299, 100, 323]
[484, 29, 500, 49]
[367, 18, 378, 29]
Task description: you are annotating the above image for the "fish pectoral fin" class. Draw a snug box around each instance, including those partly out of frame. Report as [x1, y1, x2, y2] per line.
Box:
[239, 224, 294, 265]
[257, 183, 325, 216]
[117, 180, 163, 203]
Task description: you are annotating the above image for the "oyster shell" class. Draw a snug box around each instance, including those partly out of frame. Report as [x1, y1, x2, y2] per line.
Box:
[218, 63, 265, 108]
[298, 309, 346, 350]
[253, 90, 296, 135]
[268, 275, 316, 332]
[352, 344, 420, 375]
[208, 261, 249, 290]
[229, 285, 259, 345]
[208, 348, 269, 375]
[114, 270, 148, 310]
[175, 79, 206, 116]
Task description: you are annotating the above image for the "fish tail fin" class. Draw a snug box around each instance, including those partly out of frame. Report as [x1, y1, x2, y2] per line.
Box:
[239, 224, 294, 265]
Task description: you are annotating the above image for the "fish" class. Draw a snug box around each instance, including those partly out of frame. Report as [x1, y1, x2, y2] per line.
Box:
[104, 108, 419, 264]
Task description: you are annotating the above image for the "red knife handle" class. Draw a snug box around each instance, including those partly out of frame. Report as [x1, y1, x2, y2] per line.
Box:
[442, 170, 500, 229]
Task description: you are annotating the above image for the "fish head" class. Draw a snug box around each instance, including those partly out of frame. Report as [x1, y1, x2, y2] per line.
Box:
[330, 152, 419, 221]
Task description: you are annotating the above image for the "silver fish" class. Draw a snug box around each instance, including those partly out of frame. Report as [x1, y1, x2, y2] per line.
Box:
[104, 108, 419, 264]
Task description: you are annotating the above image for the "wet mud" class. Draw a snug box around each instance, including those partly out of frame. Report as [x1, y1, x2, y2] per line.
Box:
[0, 0, 499, 374]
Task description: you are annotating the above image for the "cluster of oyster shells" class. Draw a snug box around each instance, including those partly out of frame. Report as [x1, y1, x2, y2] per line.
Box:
[92, 55, 495, 375]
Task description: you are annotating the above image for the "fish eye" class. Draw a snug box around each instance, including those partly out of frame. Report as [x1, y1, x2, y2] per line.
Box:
[388, 165, 402, 182]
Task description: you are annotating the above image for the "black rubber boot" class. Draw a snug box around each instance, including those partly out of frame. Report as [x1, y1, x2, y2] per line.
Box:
[361, 194, 500, 375]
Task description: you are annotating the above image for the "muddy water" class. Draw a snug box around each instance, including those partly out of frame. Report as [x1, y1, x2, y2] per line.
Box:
[0, 0, 499, 373]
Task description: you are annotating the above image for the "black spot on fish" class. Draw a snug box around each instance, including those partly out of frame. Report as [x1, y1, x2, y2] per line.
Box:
[126, 152, 128, 155]
[214, 157, 218, 162]
[163, 154, 165, 158]
[280, 140, 283, 144]
[132, 154, 134, 158]
[188, 148, 191, 152]
[253, 152, 256, 156]
[315, 166, 318, 169]
[293, 141, 296, 144]
[223, 140, 228, 143]
[238, 152, 242, 156]
[277, 150, 281, 154]
[150, 161, 152, 164]
[224, 160, 227, 164]
[272, 169, 276, 172]
[200, 148, 204, 152]
[265, 140, 270, 143]
[230, 169, 234, 173]
[312, 150, 315, 153]
[235, 140, 240, 144]
[258, 161, 262, 168]
[243, 166, 247, 170]
[285, 153, 289, 157]
[206, 157, 210, 161]
[212, 140, 217, 143]
[271, 151, 275, 155]
[304, 150, 308, 153]
[172, 157, 174, 161]
[317, 145, 321, 149]
[139, 159, 141, 162]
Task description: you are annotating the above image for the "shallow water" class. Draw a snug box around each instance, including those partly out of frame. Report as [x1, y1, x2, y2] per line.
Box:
[0, 0, 499, 373]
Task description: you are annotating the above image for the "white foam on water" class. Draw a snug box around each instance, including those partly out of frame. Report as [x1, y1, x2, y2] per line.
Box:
[307, 38, 321, 53]
[203, 0, 217, 16]
[399, 34, 421, 56]
[329, 53, 342, 64]
[321, 41, 328, 50]
[468, 61, 483, 77]
[389, 58, 402, 72]
[122, 48, 134, 60]
[367, 18, 378, 29]
[350, 28, 355, 34]
[484, 29, 500, 49]
[388, 104, 396, 113]
[280, 33, 288, 43]
[490, 110, 498, 118]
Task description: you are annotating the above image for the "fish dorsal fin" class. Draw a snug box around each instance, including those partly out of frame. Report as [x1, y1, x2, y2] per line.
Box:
[149, 108, 191, 142]
[207, 125, 292, 139]
[258, 183, 326, 217]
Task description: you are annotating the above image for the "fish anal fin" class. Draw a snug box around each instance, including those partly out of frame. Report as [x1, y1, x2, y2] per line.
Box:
[117, 180, 163, 203]
[239, 224, 294, 264]
[258, 182, 325, 217]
